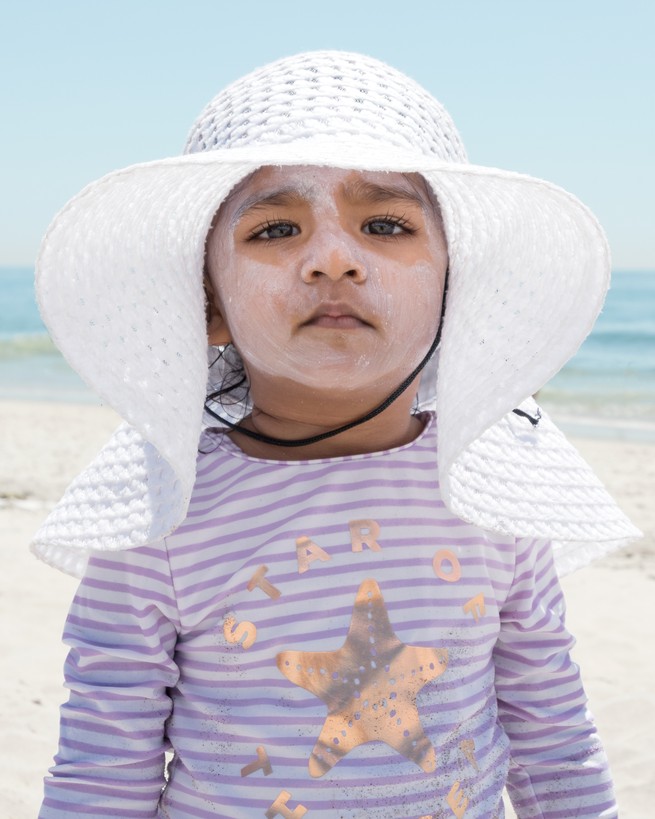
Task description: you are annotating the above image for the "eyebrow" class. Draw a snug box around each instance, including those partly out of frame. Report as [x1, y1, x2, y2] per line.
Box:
[341, 179, 429, 209]
[231, 188, 310, 225]
[230, 177, 429, 226]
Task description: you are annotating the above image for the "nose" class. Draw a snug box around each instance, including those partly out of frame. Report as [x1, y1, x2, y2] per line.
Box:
[300, 244, 367, 284]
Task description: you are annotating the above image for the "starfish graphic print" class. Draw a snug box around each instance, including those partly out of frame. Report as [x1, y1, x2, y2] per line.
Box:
[276, 578, 449, 777]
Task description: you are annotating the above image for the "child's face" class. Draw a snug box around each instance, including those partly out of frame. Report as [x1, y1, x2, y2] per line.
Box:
[205, 165, 448, 409]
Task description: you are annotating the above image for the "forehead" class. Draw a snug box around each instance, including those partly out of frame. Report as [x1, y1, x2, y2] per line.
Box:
[221, 165, 436, 219]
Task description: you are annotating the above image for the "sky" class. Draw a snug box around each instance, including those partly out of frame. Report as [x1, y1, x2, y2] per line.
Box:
[1, 0, 653, 269]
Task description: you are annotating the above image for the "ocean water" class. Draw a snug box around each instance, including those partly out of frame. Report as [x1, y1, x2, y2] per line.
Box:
[1, 267, 654, 439]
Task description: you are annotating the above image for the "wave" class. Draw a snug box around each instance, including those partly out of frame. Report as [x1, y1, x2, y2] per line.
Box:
[589, 325, 655, 342]
[0, 333, 59, 359]
[549, 362, 655, 380]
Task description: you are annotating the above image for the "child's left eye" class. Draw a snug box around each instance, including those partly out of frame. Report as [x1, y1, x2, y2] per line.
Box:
[363, 219, 411, 236]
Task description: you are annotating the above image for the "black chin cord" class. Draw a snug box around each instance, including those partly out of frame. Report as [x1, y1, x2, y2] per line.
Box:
[205, 278, 449, 448]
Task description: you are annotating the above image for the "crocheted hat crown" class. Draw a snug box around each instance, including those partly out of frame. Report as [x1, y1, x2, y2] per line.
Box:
[185, 51, 468, 162]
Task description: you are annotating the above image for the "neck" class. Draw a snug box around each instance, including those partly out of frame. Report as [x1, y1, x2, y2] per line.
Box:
[225, 377, 425, 460]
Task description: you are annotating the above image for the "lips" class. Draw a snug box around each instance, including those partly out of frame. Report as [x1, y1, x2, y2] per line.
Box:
[302, 302, 372, 330]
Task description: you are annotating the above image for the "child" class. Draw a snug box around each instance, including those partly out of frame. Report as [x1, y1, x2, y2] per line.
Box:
[34, 51, 640, 818]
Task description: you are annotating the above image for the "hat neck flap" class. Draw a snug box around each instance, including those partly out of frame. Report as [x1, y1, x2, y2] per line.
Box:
[31, 402, 641, 579]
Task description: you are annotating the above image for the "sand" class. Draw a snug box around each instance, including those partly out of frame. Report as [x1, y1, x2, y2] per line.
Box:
[1, 399, 653, 818]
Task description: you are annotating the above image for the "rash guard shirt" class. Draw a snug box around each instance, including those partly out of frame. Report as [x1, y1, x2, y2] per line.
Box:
[40, 414, 617, 818]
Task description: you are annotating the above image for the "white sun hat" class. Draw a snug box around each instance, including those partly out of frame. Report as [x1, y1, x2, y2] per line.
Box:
[32, 50, 640, 577]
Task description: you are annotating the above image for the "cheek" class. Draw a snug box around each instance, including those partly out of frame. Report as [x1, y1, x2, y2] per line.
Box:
[209, 232, 283, 338]
[220, 266, 287, 352]
[210, 249, 297, 376]
[221, 265, 282, 320]
[379, 261, 445, 335]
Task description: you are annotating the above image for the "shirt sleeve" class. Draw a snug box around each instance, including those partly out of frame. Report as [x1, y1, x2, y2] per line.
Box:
[493, 538, 617, 819]
[39, 542, 181, 819]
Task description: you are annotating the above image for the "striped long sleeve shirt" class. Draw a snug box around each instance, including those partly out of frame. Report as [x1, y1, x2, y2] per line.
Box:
[40, 414, 617, 818]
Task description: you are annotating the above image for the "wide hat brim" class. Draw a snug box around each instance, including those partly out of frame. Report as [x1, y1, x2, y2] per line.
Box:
[32, 138, 641, 576]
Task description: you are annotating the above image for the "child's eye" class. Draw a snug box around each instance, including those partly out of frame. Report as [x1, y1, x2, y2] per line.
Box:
[250, 221, 299, 240]
[363, 218, 413, 236]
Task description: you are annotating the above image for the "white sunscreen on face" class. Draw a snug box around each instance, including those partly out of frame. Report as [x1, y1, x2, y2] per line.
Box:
[206, 166, 448, 400]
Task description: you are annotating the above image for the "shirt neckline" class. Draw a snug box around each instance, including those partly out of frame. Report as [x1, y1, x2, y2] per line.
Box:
[204, 411, 436, 466]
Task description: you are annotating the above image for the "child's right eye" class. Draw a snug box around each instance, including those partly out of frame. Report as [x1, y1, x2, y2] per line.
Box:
[250, 221, 299, 240]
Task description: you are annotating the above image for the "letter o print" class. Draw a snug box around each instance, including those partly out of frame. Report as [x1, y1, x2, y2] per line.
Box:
[432, 549, 462, 583]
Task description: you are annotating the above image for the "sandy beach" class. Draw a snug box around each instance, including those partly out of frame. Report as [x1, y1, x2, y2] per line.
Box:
[1, 399, 653, 818]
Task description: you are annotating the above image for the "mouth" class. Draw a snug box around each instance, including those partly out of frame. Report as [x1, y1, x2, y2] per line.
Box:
[302, 302, 372, 330]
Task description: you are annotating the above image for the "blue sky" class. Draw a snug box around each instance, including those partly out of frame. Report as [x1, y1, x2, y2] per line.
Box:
[1, 0, 653, 268]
